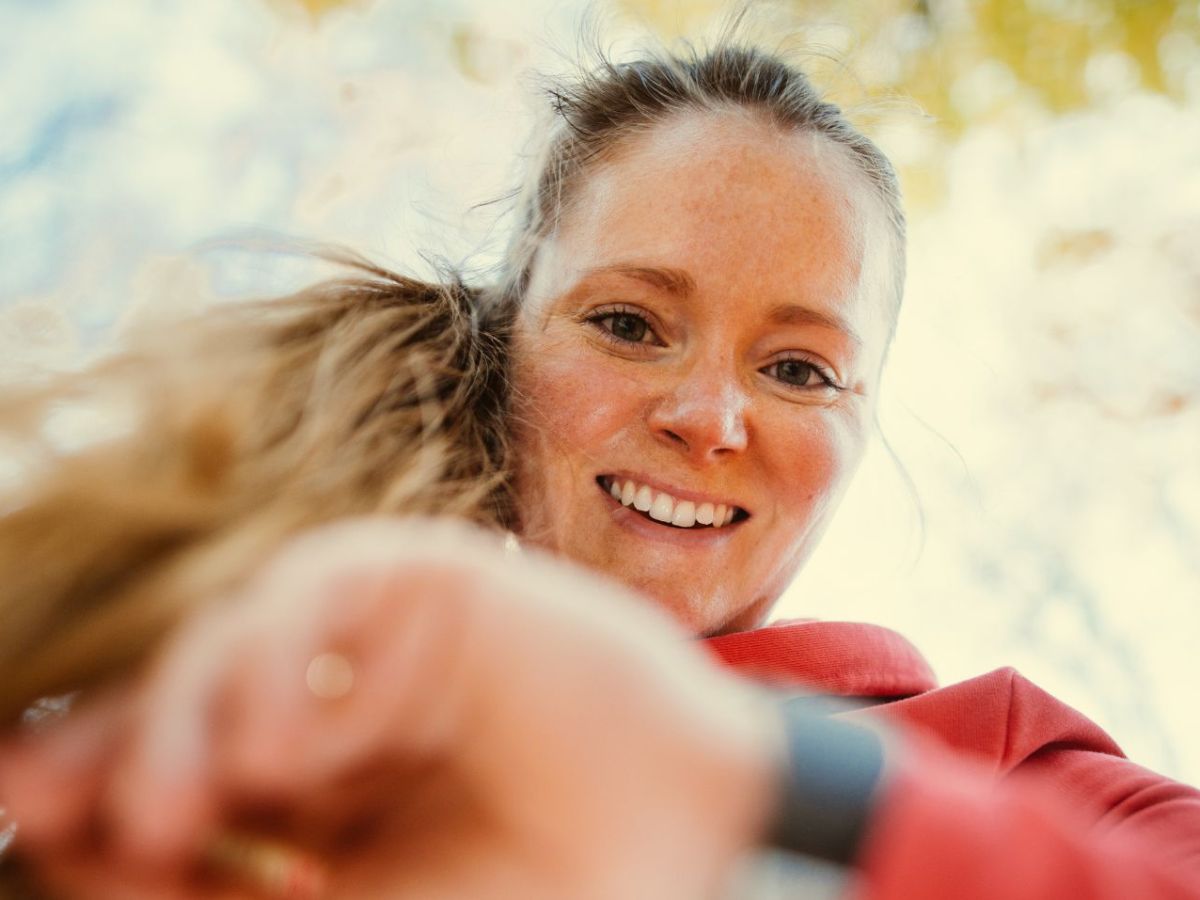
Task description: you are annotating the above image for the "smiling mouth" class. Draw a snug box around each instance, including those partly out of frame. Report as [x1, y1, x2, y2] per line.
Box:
[596, 476, 750, 530]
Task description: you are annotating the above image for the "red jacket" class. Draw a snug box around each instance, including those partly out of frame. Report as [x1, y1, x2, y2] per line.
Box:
[706, 620, 1200, 898]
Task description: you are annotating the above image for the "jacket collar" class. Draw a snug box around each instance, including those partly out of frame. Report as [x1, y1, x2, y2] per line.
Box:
[703, 619, 937, 698]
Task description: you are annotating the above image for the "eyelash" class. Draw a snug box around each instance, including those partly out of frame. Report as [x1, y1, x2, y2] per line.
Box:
[582, 306, 845, 393]
[759, 356, 841, 392]
[584, 306, 664, 349]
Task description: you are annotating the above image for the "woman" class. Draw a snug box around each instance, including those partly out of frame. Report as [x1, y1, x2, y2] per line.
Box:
[1, 34, 1199, 899]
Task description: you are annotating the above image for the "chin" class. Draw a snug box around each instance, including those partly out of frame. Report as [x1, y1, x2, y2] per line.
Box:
[624, 579, 739, 637]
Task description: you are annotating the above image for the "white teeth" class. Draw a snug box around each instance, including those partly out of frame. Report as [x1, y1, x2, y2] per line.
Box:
[671, 500, 696, 527]
[620, 480, 636, 506]
[649, 492, 674, 523]
[604, 477, 742, 529]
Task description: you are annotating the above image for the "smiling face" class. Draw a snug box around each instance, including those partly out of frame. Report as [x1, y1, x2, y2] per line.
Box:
[509, 109, 897, 636]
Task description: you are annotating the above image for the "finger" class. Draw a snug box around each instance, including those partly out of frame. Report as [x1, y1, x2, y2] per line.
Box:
[213, 572, 337, 795]
[0, 690, 127, 850]
[105, 607, 240, 865]
[219, 560, 475, 794]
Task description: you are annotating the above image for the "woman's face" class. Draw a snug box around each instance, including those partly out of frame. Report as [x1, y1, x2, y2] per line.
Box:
[510, 110, 896, 636]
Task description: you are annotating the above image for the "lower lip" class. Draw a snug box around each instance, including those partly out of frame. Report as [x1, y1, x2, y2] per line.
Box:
[598, 482, 745, 547]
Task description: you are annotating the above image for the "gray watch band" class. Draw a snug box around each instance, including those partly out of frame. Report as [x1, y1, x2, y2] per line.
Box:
[768, 695, 886, 865]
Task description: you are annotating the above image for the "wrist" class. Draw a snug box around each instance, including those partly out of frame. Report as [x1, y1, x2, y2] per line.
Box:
[763, 694, 890, 865]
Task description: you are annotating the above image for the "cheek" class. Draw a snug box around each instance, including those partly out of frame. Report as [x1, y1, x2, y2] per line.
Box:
[510, 333, 647, 529]
[766, 409, 867, 527]
[748, 411, 868, 602]
[512, 337, 630, 449]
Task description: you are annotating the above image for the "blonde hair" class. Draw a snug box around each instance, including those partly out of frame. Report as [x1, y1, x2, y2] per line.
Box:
[0, 253, 512, 724]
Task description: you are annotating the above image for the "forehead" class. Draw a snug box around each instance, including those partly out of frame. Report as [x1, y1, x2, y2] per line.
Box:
[528, 109, 889, 326]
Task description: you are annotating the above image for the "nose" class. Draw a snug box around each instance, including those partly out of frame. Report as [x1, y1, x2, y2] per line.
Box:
[646, 361, 749, 462]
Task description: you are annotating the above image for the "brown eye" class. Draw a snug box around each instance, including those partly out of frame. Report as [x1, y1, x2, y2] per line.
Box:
[602, 312, 650, 343]
[771, 359, 821, 387]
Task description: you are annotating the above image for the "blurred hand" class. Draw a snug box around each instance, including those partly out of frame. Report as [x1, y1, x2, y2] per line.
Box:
[1, 517, 781, 899]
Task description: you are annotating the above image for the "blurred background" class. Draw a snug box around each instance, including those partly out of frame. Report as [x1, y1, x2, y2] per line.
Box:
[1, 0, 1197, 780]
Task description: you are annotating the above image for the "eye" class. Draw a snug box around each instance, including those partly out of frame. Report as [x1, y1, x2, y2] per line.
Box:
[763, 358, 840, 391]
[585, 308, 661, 346]
[607, 312, 649, 342]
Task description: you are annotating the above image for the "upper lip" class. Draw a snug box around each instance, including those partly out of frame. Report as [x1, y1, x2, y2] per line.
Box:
[599, 470, 752, 516]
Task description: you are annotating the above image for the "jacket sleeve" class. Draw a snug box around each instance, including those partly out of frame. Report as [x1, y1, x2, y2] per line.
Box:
[850, 669, 1200, 899]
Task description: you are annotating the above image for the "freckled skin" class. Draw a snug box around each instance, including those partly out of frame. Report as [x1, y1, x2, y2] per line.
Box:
[510, 110, 896, 636]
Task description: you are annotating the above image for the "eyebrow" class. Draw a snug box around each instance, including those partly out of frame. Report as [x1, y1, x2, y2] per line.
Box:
[767, 303, 862, 347]
[582, 263, 697, 297]
[580, 262, 861, 346]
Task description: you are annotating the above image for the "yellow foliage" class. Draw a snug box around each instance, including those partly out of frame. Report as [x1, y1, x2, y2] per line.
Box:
[615, 0, 1198, 121]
